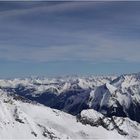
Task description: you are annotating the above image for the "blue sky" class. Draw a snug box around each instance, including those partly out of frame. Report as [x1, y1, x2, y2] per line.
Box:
[0, 1, 140, 78]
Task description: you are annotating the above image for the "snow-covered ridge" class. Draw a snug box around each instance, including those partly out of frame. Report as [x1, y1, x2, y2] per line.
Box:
[90, 73, 140, 123]
[0, 76, 115, 94]
[79, 109, 140, 139]
[0, 89, 127, 139]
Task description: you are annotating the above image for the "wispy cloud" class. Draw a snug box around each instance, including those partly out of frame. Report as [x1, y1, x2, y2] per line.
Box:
[0, 2, 98, 19]
[0, 1, 140, 63]
[0, 34, 140, 63]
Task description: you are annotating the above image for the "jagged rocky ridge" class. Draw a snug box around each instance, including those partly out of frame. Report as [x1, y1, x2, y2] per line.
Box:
[89, 73, 140, 123]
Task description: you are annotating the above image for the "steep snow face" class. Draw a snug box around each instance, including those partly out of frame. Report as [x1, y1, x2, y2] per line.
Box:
[90, 73, 140, 123]
[106, 82, 117, 93]
[0, 90, 125, 139]
[79, 109, 140, 139]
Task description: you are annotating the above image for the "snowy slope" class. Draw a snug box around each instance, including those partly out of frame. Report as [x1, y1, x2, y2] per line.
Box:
[79, 109, 140, 139]
[0, 90, 126, 139]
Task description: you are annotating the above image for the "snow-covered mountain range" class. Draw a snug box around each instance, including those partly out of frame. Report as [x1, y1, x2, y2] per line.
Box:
[0, 73, 140, 139]
[0, 89, 133, 139]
